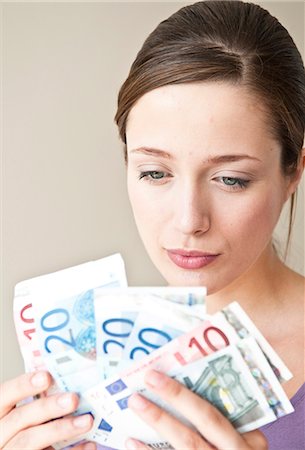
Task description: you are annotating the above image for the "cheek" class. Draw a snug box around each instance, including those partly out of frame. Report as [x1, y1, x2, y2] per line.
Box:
[127, 179, 158, 239]
[218, 191, 284, 250]
[127, 169, 171, 220]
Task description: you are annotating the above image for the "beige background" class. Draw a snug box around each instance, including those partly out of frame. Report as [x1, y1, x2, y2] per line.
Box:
[0, 1, 304, 383]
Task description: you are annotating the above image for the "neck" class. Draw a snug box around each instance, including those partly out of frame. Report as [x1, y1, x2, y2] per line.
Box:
[206, 242, 287, 321]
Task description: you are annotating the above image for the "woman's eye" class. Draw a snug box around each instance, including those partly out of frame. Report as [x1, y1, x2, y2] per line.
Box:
[138, 170, 170, 182]
[218, 176, 250, 190]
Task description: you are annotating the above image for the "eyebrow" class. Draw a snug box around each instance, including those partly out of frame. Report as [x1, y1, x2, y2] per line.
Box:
[129, 146, 262, 163]
[130, 147, 172, 159]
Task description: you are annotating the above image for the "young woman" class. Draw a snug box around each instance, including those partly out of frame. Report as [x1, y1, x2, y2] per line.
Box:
[0, 1, 304, 449]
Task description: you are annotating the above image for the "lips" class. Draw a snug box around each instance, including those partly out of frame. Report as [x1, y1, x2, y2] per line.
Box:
[166, 249, 220, 270]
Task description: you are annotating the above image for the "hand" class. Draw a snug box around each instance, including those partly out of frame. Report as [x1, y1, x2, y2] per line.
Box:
[0, 371, 96, 450]
[125, 369, 268, 450]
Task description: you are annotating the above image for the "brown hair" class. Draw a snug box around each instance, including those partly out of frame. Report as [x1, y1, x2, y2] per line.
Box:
[115, 0, 305, 253]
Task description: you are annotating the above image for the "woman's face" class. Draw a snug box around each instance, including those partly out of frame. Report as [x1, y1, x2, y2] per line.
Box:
[126, 82, 292, 293]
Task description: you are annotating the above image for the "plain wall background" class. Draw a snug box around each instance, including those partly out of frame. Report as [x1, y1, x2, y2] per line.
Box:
[1, 1, 304, 383]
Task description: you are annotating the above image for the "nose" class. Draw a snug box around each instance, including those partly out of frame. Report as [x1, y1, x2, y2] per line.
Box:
[173, 181, 211, 236]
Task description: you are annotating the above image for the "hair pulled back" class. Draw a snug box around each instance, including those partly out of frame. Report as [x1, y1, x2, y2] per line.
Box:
[115, 0, 305, 246]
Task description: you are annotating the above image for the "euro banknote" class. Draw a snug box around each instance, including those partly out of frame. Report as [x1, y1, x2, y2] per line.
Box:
[28, 281, 206, 449]
[94, 287, 206, 377]
[221, 302, 292, 382]
[83, 304, 293, 448]
[84, 337, 293, 449]
[14, 253, 127, 374]
[13, 257, 294, 450]
[13, 253, 128, 448]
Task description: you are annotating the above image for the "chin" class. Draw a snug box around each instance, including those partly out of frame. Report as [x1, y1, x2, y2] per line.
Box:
[157, 265, 224, 294]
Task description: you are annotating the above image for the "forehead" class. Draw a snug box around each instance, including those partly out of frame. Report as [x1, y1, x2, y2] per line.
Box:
[126, 82, 279, 158]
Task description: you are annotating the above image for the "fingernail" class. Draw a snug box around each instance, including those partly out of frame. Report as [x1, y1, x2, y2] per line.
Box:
[31, 371, 48, 387]
[57, 393, 74, 409]
[128, 393, 149, 411]
[125, 438, 142, 450]
[73, 414, 92, 428]
[84, 442, 96, 450]
[145, 369, 168, 388]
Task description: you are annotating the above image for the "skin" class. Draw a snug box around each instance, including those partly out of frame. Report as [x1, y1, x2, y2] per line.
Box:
[0, 82, 303, 449]
[125, 82, 305, 449]
[126, 82, 300, 294]
[125, 369, 269, 450]
[0, 371, 96, 449]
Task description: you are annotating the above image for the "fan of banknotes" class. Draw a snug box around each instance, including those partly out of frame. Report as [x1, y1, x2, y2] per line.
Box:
[14, 254, 294, 450]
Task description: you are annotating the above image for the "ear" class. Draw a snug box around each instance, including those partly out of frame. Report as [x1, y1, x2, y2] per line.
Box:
[285, 146, 305, 200]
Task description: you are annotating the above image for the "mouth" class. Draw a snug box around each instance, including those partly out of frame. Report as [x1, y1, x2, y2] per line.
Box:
[166, 248, 220, 270]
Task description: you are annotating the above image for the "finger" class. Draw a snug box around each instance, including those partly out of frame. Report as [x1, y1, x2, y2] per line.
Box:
[128, 393, 213, 450]
[144, 370, 247, 450]
[0, 391, 79, 447]
[0, 371, 52, 418]
[243, 430, 268, 450]
[125, 437, 150, 450]
[4, 413, 94, 450]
